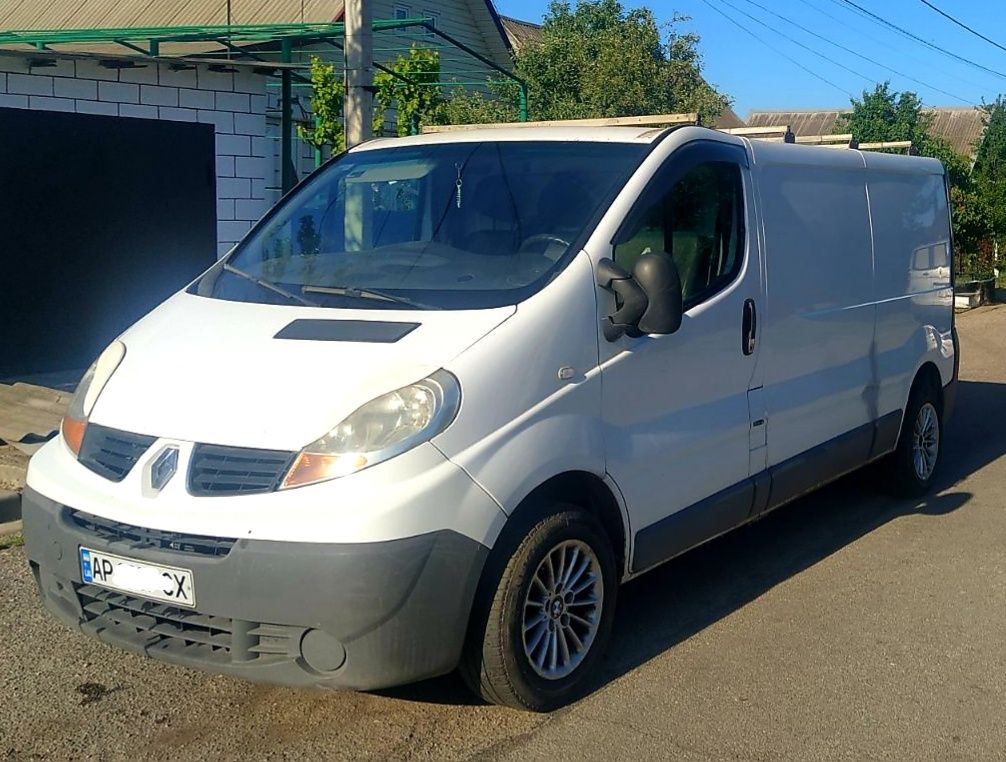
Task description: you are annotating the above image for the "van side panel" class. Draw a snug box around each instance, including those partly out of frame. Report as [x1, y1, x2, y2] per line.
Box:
[752, 146, 876, 468]
[863, 154, 955, 423]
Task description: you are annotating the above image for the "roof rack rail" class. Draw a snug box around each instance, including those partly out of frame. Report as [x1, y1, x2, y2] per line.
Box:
[420, 115, 919, 153]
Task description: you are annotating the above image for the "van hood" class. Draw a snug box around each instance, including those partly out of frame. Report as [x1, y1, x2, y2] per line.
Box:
[91, 291, 514, 451]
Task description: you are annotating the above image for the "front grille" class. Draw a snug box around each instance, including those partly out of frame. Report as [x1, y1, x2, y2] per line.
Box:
[67, 508, 237, 558]
[77, 585, 299, 664]
[78, 424, 156, 482]
[188, 443, 296, 496]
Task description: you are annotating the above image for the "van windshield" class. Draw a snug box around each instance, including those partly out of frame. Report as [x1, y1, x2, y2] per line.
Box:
[194, 140, 648, 310]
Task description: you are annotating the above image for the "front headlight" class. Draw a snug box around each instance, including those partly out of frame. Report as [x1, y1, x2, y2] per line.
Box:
[280, 369, 461, 489]
[61, 341, 126, 455]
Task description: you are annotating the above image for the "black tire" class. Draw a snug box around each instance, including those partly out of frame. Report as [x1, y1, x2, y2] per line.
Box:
[460, 506, 618, 712]
[882, 375, 943, 497]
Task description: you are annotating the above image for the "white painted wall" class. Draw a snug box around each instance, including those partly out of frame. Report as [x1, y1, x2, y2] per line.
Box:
[0, 54, 272, 257]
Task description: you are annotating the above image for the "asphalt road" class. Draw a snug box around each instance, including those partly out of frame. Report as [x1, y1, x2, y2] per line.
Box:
[2, 305, 1004, 761]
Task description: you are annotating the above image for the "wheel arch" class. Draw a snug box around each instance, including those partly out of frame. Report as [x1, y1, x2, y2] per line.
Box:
[910, 361, 945, 411]
[895, 361, 944, 448]
[504, 471, 630, 578]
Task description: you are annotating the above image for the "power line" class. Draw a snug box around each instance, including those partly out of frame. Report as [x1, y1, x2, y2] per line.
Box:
[916, 0, 1006, 56]
[715, 0, 874, 83]
[833, 0, 1006, 82]
[699, 0, 852, 97]
[737, 0, 969, 104]
[795, 0, 987, 91]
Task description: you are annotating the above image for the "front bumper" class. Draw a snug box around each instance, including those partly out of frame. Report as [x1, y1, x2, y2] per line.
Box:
[22, 487, 489, 691]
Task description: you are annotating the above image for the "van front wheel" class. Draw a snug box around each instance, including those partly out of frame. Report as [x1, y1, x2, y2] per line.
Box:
[460, 507, 617, 711]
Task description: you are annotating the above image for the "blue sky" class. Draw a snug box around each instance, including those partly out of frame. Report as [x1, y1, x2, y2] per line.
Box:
[492, 0, 1006, 118]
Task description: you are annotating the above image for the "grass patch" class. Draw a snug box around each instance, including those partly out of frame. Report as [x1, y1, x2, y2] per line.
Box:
[0, 533, 24, 551]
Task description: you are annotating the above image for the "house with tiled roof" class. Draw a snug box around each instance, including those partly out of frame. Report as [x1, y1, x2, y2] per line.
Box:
[746, 107, 986, 158]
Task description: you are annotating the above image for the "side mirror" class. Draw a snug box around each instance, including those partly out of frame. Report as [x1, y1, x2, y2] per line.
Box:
[634, 251, 683, 335]
[596, 253, 682, 341]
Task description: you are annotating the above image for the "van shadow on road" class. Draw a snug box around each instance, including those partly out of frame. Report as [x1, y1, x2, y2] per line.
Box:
[381, 379, 1002, 707]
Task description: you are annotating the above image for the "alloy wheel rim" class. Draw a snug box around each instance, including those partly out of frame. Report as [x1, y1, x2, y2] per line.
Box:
[521, 539, 603, 680]
[912, 402, 940, 481]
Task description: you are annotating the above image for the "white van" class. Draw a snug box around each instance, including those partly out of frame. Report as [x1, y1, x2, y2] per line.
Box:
[23, 125, 957, 711]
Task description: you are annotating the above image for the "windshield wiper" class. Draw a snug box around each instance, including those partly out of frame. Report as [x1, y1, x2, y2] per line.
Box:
[302, 285, 439, 310]
[222, 263, 318, 307]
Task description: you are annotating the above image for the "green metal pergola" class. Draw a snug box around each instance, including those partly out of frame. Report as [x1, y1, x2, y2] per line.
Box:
[0, 19, 529, 193]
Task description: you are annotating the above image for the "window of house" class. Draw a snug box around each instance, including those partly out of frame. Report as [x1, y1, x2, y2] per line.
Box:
[394, 4, 410, 33]
[614, 161, 745, 308]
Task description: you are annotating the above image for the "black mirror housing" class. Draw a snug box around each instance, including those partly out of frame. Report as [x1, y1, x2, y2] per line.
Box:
[597, 253, 683, 340]
[633, 252, 683, 335]
[596, 258, 648, 341]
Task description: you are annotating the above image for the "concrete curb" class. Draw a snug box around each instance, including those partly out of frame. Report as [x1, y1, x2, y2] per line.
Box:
[0, 520, 22, 537]
[0, 490, 22, 523]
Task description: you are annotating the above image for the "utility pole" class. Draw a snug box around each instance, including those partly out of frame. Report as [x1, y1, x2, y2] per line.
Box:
[344, 0, 373, 149]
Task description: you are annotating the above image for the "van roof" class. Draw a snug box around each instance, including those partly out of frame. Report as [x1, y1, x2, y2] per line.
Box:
[353, 125, 669, 151]
[352, 125, 946, 175]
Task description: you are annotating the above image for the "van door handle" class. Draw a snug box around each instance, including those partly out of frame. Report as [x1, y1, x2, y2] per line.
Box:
[742, 299, 757, 355]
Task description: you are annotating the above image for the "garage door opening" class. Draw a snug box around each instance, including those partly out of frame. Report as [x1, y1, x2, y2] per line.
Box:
[0, 107, 217, 379]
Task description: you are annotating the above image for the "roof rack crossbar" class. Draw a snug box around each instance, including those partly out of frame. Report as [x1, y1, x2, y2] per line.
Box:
[421, 112, 700, 133]
[719, 125, 795, 143]
[795, 133, 856, 147]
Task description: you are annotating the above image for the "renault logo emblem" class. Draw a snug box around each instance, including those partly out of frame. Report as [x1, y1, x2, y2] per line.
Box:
[149, 446, 180, 492]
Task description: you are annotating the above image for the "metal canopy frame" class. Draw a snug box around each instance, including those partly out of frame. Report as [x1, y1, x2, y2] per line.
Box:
[0, 19, 528, 192]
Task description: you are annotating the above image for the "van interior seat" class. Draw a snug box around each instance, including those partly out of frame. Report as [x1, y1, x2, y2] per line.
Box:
[670, 231, 716, 298]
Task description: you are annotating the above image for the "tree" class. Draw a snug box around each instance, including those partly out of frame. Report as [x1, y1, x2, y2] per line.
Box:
[837, 83, 990, 275]
[836, 82, 931, 144]
[445, 0, 730, 124]
[302, 2, 731, 147]
[972, 96, 1006, 263]
[297, 57, 345, 154]
[373, 47, 448, 136]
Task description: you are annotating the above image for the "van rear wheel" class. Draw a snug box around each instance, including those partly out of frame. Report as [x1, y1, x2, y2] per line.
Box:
[460, 506, 617, 712]
[883, 378, 943, 497]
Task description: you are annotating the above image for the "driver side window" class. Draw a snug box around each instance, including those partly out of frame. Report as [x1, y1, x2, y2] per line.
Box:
[614, 161, 745, 308]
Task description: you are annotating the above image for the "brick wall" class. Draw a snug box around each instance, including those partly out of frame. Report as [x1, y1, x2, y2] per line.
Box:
[0, 54, 273, 257]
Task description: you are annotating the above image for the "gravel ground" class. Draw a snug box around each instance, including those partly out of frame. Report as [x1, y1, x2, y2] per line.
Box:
[1, 305, 1004, 760]
[0, 444, 29, 491]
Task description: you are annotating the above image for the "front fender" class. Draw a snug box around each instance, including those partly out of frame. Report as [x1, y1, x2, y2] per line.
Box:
[438, 402, 607, 516]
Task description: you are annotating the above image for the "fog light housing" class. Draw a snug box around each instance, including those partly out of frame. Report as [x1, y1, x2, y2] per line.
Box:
[299, 629, 347, 674]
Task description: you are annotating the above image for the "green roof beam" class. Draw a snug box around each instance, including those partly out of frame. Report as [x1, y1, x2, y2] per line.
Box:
[0, 18, 442, 48]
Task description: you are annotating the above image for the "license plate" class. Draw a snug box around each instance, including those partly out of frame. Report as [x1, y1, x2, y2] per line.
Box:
[79, 547, 196, 608]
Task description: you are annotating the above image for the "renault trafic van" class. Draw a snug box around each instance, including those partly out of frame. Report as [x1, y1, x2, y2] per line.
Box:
[23, 125, 957, 711]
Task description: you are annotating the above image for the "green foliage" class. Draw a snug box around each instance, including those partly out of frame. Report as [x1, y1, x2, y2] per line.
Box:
[306, 1, 728, 139]
[445, 0, 729, 124]
[373, 47, 447, 136]
[297, 57, 345, 154]
[836, 82, 933, 145]
[950, 185, 994, 278]
[443, 79, 522, 124]
[0, 533, 24, 551]
[972, 96, 1006, 260]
